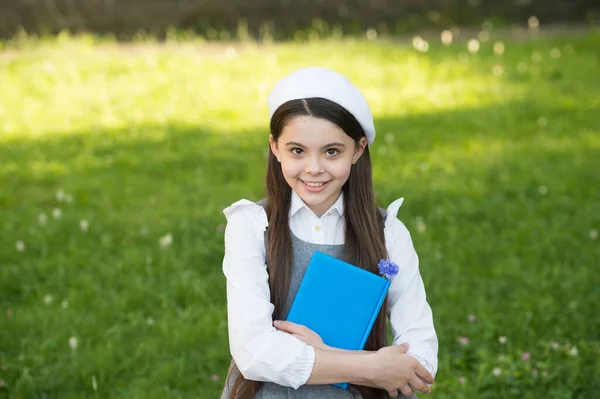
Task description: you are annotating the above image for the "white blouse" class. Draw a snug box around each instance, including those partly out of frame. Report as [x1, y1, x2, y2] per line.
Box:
[222, 190, 438, 389]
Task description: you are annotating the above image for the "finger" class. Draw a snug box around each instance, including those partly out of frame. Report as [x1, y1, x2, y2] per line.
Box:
[414, 363, 435, 385]
[273, 320, 304, 334]
[399, 384, 414, 397]
[387, 389, 398, 398]
[395, 342, 410, 354]
[408, 375, 431, 394]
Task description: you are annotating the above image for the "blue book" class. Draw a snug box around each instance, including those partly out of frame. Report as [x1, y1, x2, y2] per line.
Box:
[286, 251, 391, 390]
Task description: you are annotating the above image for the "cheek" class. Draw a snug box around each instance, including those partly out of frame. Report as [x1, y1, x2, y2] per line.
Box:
[329, 162, 352, 180]
[280, 159, 303, 178]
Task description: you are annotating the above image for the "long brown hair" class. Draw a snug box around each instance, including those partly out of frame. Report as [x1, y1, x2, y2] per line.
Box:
[226, 98, 389, 399]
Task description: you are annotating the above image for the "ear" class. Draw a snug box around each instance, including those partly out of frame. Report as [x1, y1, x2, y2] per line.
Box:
[269, 134, 281, 162]
[352, 137, 368, 164]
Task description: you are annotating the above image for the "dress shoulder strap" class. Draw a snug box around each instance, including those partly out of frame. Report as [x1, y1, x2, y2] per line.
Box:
[256, 198, 267, 210]
[256, 199, 269, 248]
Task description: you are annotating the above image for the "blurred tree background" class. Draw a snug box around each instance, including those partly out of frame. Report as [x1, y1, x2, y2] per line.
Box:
[0, 0, 599, 39]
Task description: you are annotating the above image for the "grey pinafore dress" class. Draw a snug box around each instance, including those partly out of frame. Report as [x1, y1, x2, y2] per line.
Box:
[221, 202, 416, 399]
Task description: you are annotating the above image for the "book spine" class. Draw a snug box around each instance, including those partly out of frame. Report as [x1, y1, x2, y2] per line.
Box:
[358, 280, 391, 350]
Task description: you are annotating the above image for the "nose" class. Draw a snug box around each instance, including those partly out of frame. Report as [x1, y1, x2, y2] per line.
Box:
[305, 155, 324, 174]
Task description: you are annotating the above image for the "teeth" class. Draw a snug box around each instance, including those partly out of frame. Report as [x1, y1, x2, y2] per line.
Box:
[304, 181, 325, 187]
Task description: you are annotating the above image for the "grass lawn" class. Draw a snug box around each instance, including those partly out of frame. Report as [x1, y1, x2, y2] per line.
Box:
[1, 27, 599, 398]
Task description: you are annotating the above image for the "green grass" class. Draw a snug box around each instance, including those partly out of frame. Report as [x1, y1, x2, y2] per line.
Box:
[1, 28, 600, 398]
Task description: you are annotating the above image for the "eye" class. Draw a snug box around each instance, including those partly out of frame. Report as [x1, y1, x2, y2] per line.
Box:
[290, 148, 303, 155]
[325, 148, 339, 157]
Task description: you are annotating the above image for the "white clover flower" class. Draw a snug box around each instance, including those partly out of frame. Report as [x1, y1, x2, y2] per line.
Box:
[366, 28, 377, 41]
[56, 189, 65, 202]
[589, 229, 598, 240]
[52, 208, 62, 219]
[494, 41, 505, 55]
[416, 216, 427, 233]
[467, 39, 480, 54]
[441, 30, 453, 45]
[39, 213, 47, 226]
[160, 233, 173, 249]
[61, 300, 69, 309]
[412, 36, 423, 49]
[569, 346, 578, 356]
[528, 16, 540, 30]
[492, 367, 502, 376]
[80, 219, 89, 232]
[69, 336, 78, 350]
[499, 336, 507, 344]
[16, 241, 25, 252]
[412, 36, 429, 53]
[43, 295, 53, 304]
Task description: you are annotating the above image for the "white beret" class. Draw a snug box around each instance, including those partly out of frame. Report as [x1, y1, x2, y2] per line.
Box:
[267, 67, 376, 145]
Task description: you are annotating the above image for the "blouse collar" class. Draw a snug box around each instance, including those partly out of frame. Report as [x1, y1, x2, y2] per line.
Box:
[289, 189, 345, 218]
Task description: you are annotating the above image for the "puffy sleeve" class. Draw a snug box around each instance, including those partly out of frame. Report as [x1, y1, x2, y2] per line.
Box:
[222, 199, 315, 388]
[384, 198, 439, 377]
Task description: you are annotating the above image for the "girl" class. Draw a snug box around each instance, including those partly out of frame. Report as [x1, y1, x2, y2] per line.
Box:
[221, 67, 438, 399]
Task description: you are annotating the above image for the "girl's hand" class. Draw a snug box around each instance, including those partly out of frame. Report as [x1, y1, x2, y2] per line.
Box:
[370, 343, 434, 397]
[273, 320, 327, 349]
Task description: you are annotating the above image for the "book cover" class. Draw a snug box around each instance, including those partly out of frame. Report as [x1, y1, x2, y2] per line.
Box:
[286, 251, 391, 390]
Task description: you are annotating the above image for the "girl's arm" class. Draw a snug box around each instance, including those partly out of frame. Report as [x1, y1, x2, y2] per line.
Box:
[274, 320, 434, 396]
[307, 346, 433, 397]
[385, 200, 439, 377]
[223, 201, 315, 389]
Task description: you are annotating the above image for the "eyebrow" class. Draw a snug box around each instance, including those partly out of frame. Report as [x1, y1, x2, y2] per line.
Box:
[284, 141, 346, 149]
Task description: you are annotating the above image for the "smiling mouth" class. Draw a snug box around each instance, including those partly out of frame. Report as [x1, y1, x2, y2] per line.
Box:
[300, 179, 330, 187]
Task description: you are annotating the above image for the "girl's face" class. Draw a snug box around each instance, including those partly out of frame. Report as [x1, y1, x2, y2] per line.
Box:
[270, 115, 367, 217]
